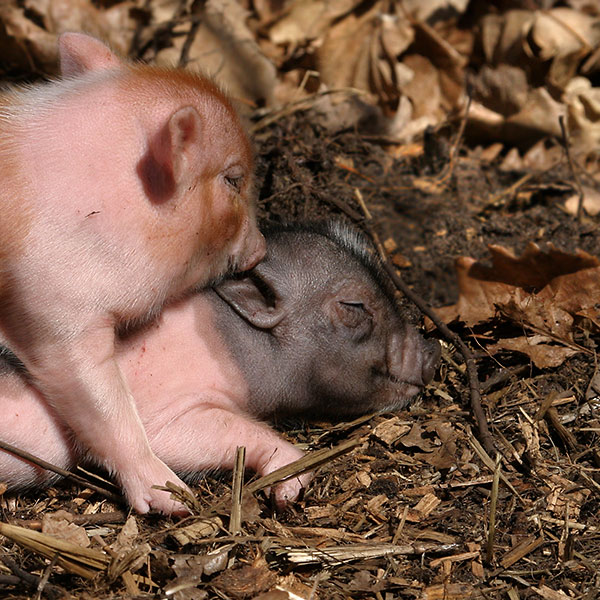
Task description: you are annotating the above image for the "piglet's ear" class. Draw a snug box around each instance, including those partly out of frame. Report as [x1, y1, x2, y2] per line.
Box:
[215, 276, 286, 330]
[164, 106, 203, 182]
[138, 106, 203, 203]
[58, 33, 122, 77]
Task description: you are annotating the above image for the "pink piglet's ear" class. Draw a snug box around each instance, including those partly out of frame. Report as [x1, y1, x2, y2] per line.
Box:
[58, 33, 122, 78]
[138, 106, 204, 203]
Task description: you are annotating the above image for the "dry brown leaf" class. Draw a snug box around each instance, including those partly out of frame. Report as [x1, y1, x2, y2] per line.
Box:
[526, 8, 600, 62]
[400, 54, 443, 121]
[372, 417, 411, 445]
[489, 336, 578, 369]
[505, 87, 565, 140]
[342, 470, 372, 490]
[0, 0, 133, 75]
[318, 4, 380, 93]
[42, 510, 90, 548]
[402, 0, 469, 23]
[155, 0, 277, 107]
[434, 244, 600, 367]
[170, 517, 223, 547]
[565, 186, 600, 216]
[349, 569, 385, 592]
[473, 64, 529, 116]
[171, 548, 229, 580]
[211, 557, 278, 600]
[479, 10, 535, 65]
[564, 77, 600, 158]
[473, 7, 600, 150]
[268, 0, 359, 46]
[399, 423, 437, 452]
[520, 139, 563, 171]
[420, 421, 457, 469]
[0, 5, 61, 72]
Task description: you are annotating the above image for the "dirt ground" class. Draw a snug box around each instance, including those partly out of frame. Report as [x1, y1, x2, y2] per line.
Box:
[0, 106, 598, 599]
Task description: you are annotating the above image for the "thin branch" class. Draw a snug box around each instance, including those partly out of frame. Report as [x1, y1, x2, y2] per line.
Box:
[0, 555, 66, 600]
[354, 189, 495, 456]
[230, 447, 245, 534]
[0, 439, 122, 504]
[559, 114, 585, 222]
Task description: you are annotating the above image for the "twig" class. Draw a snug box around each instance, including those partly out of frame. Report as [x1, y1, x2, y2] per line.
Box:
[467, 431, 519, 498]
[559, 115, 585, 222]
[0, 439, 122, 504]
[485, 453, 501, 565]
[34, 553, 58, 600]
[446, 87, 472, 173]
[484, 171, 536, 209]
[230, 447, 245, 535]
[178, 14, 201, 69]
[274, 541, 459, 566]
[0, 523, 109, 580]
[21, 511, 127, 532]
[245, 437, 361, 494]
[0, 555, 66, 599]
[429, 85, 473, 186]
[250, 88, 367, 134]
[480, 365, 529, 393]
[354, 189, 495, 456]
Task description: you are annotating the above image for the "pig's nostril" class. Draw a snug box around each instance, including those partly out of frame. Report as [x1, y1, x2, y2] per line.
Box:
[421, 339, 441, 384]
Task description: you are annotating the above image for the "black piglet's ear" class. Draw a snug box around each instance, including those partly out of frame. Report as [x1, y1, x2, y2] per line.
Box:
[215, 274, 286, 330]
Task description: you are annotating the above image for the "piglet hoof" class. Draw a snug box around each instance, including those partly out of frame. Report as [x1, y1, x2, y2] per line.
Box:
[272, 472, 314, 510]
[257, 443, 314, 509]
[145, 483, 193, 517]
[119, 462, 192, 516]
[131, 485, 192, 516]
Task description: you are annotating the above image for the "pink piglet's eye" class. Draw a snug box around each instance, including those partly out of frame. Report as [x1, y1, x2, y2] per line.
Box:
[224, 174, 243, 192]
[223, 164, 245, 193]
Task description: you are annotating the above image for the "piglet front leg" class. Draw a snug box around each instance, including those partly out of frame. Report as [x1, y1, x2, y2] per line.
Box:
[25, 322, 190, 516]
[145, 397, 312, 508]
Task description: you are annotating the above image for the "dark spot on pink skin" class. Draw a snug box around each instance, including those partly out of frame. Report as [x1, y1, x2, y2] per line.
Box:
[137, 151, 176, 204]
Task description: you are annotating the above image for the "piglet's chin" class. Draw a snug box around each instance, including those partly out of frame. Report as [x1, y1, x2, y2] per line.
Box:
[379, 382, 424, 413]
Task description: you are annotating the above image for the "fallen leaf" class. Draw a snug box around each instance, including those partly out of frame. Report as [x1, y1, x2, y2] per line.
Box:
[372, 417, 411, 446]
[400, 423, 436, 452]
[42, 510, 90, 548]
[563, 77, 600, 158]
[433, 244, 600, 367]
[155, 0, 277, 108]
[526, 8, 600, 62]
[564, 186, 600, 216]
[211, 558, 278, 600]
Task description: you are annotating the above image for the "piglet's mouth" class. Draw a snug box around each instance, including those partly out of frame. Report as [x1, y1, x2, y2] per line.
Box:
[377, 383, 424, 413]
[387, 373, 425, 390]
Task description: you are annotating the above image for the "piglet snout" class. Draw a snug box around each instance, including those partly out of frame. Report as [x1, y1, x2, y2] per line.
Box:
[233, 224, 267, 273]
[388, 329, 440, 388]
[239, 233, 267, 272]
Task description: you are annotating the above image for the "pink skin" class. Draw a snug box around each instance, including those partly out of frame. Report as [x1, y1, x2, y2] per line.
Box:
[0, 34, 266, 515]
[0, 295, 309, 507]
